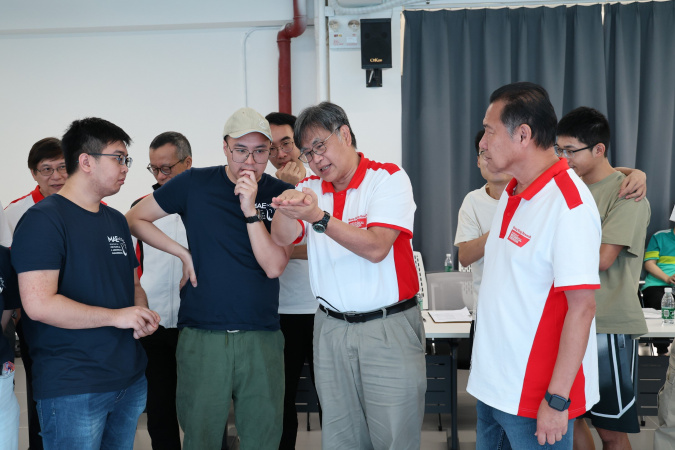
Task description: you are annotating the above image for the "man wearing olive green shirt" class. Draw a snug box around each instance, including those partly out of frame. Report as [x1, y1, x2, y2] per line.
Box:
[557, 107, 650, 450]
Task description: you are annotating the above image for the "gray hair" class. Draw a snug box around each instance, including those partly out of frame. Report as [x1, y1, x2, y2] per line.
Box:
[149, 131, 192, 160]
[294, 102, 357, 149]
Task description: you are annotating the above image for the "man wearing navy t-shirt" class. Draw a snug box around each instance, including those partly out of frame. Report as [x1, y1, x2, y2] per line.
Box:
[11, 117, 160, 450]
[126, 107, 294, 450]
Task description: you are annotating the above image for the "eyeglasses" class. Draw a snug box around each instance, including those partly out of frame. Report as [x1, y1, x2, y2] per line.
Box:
[227, 144, 270, 165]
[554, 144, 595, 159]
[299, 128, 338, 163]
[478, 150, 487, 160]
[270, 139, 294, 158]
[89, 153, 133, 168]
[35, 165, 67, 177]
[147, 158, 187, 176]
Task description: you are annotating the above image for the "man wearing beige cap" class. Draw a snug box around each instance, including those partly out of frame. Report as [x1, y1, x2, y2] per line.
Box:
[126, 107, 295, 449]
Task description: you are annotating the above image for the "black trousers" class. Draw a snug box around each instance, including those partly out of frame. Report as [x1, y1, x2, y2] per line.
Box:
[140, 326, 181, 450]
[279, 313, 321, 450]
[16, 320, 43, 450]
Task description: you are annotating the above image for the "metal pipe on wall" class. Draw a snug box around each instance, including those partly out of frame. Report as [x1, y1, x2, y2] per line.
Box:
[277, 0, 307, 113]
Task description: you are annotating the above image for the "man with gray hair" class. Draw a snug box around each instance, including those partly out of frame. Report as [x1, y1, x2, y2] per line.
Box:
[130, 131, 192, 450]
[126, 108, 295, 449]
[271, 102, 426, 449]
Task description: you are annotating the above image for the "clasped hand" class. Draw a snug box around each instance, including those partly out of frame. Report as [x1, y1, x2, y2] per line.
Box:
[272, 188, 323, 223]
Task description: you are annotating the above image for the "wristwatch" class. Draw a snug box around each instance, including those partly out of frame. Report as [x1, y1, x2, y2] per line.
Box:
[312, 211, 331, 233]
[545, 391, 571, 411]
[245, 209, 262, 224]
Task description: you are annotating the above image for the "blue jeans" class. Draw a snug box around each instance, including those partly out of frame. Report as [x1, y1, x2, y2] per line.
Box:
[37, 375, 147, 450]
[476, 400, 574, 450]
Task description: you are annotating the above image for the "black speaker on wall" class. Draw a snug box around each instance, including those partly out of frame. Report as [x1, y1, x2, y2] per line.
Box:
[360, 18, 392, 69]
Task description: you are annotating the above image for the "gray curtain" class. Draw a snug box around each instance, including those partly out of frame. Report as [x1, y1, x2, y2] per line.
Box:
[402, 5, 605, 271]
[604, 1, 675, 238]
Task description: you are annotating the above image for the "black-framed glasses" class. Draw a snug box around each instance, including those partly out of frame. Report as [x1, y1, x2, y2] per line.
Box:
[554, 144, 595, 159]
[88, 153, 133, 168]
[227, 144, 270, 165]
[270, 139, 294, 158]
[147, 158, 187, 176]
[35, 165, 67, 177]
[299, 128, 338, 163]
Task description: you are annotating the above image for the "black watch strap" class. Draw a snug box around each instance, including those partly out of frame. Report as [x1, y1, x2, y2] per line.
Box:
[545, 391, 571, 411]
[312, 211, 330, 233]
[245, 210, 261, 223]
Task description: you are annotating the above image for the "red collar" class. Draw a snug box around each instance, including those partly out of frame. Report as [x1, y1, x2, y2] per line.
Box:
[321, 152, 368, 195]
[505, 158, 570, 200]
[31, 185, 45, 203]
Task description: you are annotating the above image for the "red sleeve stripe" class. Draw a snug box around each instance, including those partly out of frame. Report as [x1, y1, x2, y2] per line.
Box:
[553, 171, 583, 210]
[293, 220, 305, 245]
[553, 284, 601, 293]
[367, 222, 413, 239]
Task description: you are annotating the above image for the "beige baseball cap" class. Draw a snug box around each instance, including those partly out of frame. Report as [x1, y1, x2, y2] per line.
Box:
[222, 107, 272, 142]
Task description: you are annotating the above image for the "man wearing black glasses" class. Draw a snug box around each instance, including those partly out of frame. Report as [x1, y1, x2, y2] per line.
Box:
[5, 137, 67, 235]
[557, 107, 650, 450]
[271, 102, 426, 450]
[130, 131, 192, 450]
[4, 136, 67, 450]
[126, 108, 295, 450]
[12, 117, 160, 449]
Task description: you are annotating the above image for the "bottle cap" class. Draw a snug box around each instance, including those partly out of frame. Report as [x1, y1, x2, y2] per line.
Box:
[666, 287, 673, 293]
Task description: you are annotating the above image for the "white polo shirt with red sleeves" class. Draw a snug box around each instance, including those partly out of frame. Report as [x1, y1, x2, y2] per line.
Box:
[467, 158, 601, 420]
[5, 185, 45, 236]
[295, 153, 419, 313]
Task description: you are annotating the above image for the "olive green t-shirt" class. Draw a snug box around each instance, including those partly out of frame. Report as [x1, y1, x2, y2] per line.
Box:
[589, 171, 650, 335]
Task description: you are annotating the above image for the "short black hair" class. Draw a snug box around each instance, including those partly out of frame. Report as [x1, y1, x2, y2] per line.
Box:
[557, 107, 610, 157]
[27, 137, 62, 172]
[61, 117, 132, 175]
[265, 112, 296, 129]
[149, 131, 192, 160]
[294, 102, 357, 149]
[489, 82, 557, 149]
[474, 129, 485, 156]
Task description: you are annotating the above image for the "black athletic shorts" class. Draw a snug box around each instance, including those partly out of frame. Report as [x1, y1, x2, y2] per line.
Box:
[583, 333, 640, 433]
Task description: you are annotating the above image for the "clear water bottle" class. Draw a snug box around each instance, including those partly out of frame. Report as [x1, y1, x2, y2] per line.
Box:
[444, 253, 454, 272]
[662, 287, 674, 325]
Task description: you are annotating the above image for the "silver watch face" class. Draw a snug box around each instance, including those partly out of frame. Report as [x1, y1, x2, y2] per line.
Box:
[312, 222, 326, 233]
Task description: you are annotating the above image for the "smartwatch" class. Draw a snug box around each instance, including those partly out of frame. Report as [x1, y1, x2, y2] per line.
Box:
[312, 211, 331, 233]
[245, 210, 262, 224]
[545, 391, 571, 411]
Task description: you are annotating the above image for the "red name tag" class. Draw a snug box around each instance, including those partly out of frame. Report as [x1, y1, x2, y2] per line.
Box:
[507, 227, 531, 247]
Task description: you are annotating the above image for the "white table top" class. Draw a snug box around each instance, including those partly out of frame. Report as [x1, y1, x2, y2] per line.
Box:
[422, 314, 675, 339]
[644, 319, 675, 338]
[422, 311, 471, 338]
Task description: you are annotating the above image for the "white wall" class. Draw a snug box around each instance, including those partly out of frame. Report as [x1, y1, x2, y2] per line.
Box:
[0, 0, 318, 212]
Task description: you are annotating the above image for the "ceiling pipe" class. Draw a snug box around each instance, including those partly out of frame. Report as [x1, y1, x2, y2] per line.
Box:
[278, 0, 307, 114]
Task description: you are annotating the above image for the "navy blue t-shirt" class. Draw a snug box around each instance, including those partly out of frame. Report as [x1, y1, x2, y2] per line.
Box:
[1, 246, 20, 365]
[153, 166, 293, 331]
[11, 195, 146, 400]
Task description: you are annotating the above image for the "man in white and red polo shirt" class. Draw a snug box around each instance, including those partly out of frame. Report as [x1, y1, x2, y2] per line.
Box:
[5, 137, 66, 236]
[467, 82, 602, 449]
[4, 136, 66, 450]
[271, 102, 425, 450]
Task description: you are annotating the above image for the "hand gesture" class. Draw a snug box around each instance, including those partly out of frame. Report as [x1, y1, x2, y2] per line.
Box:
[618, 169, 647, 201]
[535, 399, 569, 446]
[276, 161, 304, 186]
[179, 249, 197, 289]
[113, 306, 161, 339]
[272, 188, 323, 223]
[234, 170, 259, 216]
